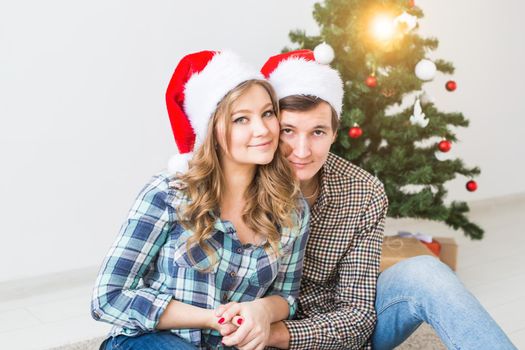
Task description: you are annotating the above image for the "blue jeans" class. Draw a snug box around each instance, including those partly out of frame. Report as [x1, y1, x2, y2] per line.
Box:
[372, 256, 517, 349]
[100, 331, 197, 350]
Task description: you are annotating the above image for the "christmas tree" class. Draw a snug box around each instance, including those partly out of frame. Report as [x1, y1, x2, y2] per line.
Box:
[286, 0, 483, 239]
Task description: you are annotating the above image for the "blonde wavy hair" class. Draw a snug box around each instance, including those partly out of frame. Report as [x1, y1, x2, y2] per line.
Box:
[177, 80, 301, 265]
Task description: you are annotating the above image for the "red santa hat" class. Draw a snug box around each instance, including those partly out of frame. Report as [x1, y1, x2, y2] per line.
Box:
[165, 50, 263, 174]
[260, 43, 344, 116]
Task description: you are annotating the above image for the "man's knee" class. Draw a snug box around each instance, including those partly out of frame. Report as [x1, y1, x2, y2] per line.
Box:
[400, 255, 451, 273]
[381, 255, 460, 295]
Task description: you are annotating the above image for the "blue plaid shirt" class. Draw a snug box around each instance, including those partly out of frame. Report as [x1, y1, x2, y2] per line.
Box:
[91, 172, 310, 349]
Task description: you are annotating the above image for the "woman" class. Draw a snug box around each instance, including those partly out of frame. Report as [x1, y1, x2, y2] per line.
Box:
[91, 50, 310, 350]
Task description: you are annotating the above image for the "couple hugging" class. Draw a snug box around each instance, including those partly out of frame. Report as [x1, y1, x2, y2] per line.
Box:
[91, 48, 515, 350]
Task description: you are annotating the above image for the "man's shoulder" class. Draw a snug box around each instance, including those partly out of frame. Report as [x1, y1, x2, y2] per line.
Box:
[325, 152, 384, 192]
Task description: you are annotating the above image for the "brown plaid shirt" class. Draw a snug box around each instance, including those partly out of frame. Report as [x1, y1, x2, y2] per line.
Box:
[282, 153, 388, 350]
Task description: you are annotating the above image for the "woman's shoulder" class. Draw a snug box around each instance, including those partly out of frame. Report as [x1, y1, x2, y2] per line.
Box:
[136, 171, 190, 209]
[281, 197, 310, 239]
[295, 196, 310, 221]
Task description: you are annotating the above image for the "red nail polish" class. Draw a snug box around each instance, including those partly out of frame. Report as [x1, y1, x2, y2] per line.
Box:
[218, 317, 225, 324]
[237, 318, 243, 325]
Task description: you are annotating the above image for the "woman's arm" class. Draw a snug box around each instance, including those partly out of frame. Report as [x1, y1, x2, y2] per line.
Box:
[91, 175, 219, 331]
[157, 299, 219, 330]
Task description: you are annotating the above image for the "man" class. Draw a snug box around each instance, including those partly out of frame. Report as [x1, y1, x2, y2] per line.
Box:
[220, 49, 515, 350]
[260, 49, 387, 350]
[217, 48, 385, 350]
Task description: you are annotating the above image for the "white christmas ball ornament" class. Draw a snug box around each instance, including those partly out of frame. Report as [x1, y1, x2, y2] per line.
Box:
[434, 151, 449, 161]
[394, 12, 418, 32]
[415, 59, 437, 81]
[313, 42, 335, 64]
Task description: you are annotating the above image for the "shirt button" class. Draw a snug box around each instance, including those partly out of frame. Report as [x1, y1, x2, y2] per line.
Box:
[222, 293, 228, 302]
[229, 271, 236, 278]
[236, 247, 243, 254]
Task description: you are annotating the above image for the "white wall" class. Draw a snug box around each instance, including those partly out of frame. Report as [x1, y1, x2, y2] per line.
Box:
[1, 0, 523, 282]
[415, 0, 525, 204]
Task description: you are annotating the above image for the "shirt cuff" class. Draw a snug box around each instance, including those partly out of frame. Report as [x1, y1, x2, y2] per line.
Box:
[129, 292, 173, 331]
[283, 317, 318, 350]
[267, 292, 297, 319]
[152, 293, 174, 329]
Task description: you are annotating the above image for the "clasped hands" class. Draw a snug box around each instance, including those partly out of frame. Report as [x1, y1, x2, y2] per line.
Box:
[212, 300, 271, 350]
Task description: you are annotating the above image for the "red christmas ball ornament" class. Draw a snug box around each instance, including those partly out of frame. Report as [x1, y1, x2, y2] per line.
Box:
[365, 75, 378, 88]
[348, 125, 363, 139]
[438, 139, 452, 152]
[466, 180, 478, 192]
[445, 80, 457, 91]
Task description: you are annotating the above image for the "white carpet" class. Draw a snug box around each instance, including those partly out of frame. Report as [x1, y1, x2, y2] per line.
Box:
[47, 323, 445, 350]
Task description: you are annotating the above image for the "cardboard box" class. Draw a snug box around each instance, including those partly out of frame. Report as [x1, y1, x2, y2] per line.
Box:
[380, 235, 458, 272]
[433, 236, 458, 271]
[380, 236, 437, 272]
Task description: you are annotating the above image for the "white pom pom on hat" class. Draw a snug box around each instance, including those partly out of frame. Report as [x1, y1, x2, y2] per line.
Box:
[167, 152, 194, 175]
[313, 42, 335, 64]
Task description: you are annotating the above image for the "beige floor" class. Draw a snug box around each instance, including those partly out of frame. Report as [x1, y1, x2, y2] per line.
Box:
[386, 193, 525, 348]
[0, 193, 523, 349]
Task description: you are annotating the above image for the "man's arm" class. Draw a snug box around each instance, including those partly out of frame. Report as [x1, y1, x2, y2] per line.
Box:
[269, 184, 388, 350]
[267, 320, 291, 349]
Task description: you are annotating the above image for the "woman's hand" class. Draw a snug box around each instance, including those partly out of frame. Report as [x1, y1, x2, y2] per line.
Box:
[215, 302, 241, 336]
[216, 300, 272, 350]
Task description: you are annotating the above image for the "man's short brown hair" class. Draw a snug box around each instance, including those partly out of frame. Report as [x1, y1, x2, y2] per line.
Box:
[279, 95, 340, 133]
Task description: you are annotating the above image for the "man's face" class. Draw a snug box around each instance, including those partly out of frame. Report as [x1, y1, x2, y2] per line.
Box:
[279, 101, 336, 182]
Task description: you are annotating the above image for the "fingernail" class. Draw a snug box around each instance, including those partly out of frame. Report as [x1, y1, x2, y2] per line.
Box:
[237, 318, 243, 325]
[218, 317, 225, 324]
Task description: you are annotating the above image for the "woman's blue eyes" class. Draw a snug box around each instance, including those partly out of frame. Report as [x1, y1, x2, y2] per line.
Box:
[233, 117, 248, 124]
[263, 110, 275, 118]
[233, 110, 275, 124]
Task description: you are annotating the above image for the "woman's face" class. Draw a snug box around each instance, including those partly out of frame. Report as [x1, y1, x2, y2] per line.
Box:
[215, 84, 280, 168]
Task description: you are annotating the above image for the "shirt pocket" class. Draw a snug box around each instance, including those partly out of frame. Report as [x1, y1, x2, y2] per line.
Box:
[248, 230, 298, 288]
[248, 248, 280, 288]
[172, 235, 221, 274]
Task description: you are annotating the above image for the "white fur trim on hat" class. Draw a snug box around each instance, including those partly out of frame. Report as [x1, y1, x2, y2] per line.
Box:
[168, 152, 194, 175]
[268, 57, 344, 116]
[183, 51, 263, 149]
